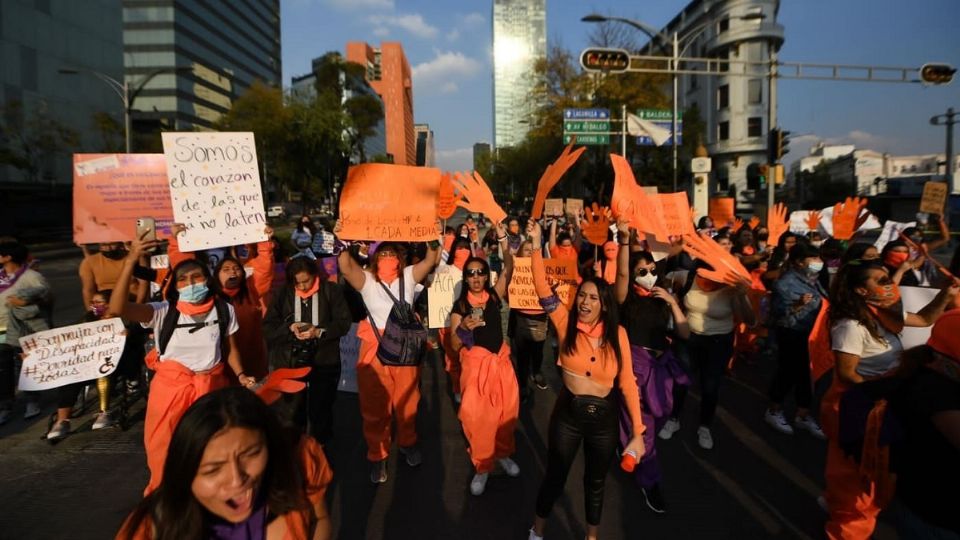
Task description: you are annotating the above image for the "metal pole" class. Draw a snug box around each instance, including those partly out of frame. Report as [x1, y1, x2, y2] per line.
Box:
[767, 46, 778, 212]
[123, 81, 132, 154]
[621, 103, 627, 157]
[946, 107, 955, 194]
[672, 31, 679, 192]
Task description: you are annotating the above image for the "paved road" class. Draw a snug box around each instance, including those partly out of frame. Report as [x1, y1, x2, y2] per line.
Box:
[0, 254, 900, 539]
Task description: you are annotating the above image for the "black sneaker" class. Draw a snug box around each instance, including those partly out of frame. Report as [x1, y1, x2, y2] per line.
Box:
[532, 373, 548, 390]
[641, 484, 667, 514]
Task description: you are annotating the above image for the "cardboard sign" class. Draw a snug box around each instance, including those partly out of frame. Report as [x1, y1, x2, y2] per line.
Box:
[544, 198, 564, 217]
[874, 220, 916, 251]
[73, 154, 174, 243]
[162, 132, 267, 251]
[657, 192, 695, 236]
[338, 322, 360, 393]
[565, 198, 584, 217]
[338, 163, 440, 241]
[919, 182, 948, 215]
[18, 319, 126, 391]
[900, 286, 939, 349]
[427, 266, 462, 329]
[508, 257, 578, 311]
[708, 198, 735, 228]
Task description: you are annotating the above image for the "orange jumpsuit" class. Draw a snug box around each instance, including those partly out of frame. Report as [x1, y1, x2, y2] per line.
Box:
[143, 361, 229, 494]
[356, 320, 421, 462]
[458, 343, 519, 473]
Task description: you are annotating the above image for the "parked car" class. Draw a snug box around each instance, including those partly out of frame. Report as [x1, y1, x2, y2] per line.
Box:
[267, 205, 285, 218]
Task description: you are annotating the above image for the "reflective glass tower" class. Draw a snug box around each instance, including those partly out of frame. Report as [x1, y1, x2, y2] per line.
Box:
[493, 0, 545, 149]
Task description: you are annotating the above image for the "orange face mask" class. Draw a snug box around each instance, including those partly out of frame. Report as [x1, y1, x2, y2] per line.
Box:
[866, 282, 901, 309]
[377, 255, 400, 283]
[884, 252, 909, 268]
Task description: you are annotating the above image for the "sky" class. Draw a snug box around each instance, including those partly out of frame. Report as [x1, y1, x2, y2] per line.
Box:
[281, 0, 960, 172]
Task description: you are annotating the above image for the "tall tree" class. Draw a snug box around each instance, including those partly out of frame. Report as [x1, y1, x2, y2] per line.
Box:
[0, 100, 79, 183]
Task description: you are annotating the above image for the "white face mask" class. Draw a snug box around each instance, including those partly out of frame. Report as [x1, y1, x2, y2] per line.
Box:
[635, 273, 657, 290]
[811, 240, 823, 248]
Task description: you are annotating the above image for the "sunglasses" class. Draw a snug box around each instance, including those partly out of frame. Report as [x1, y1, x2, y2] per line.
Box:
[635, 268, 658, 277]
[464, 268, 489, 277]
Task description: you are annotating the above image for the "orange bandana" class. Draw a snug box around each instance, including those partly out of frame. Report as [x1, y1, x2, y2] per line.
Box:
[377, 255, 400, 283]
[632, 285, 652, 297]
[467, 290, 490, 307]
[177, 298, 214, 315]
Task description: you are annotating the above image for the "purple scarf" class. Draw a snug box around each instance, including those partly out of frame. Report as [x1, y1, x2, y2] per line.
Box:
[205, 495, 268, 540]
[0, 265, 26, 294]
[619, 344, 690, 447]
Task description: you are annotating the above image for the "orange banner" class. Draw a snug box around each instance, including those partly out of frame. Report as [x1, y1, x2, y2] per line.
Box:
[508, 257, 578, 311]
[656, 192, 695, 236]
[338, 163, 441, 241]
[708, 197, 735, 228]
[73, 154, 174, 243]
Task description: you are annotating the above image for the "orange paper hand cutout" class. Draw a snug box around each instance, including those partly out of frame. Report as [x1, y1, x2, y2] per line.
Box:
[732, 218, 744, 233]
[682, 232, 752, 287]
[437, 172, 462, 219]
[832, 197, 869, 240]
[689, 206, 698, 223]
[805, 210, 821, 232]
[453, 171, 507, 225]
[748, 216, 761, 230]
[531, 143, 586, 219]
[581, 203, 612, 246]
[610, 154, 670, 242]
[766, 203, 789, 247]
[255, 367, 311, 405]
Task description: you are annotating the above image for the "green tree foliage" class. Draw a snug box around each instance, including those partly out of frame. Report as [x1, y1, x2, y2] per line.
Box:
[0, 99, 79, 183]
[92, 111, 124, 153]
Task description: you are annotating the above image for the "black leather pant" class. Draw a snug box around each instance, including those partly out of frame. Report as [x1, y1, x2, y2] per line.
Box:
[535, 387, 619, 526]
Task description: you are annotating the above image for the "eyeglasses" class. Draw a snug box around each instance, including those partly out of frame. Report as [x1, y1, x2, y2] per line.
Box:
[464, 268, 489, 277]
[635, 268, 657, 277]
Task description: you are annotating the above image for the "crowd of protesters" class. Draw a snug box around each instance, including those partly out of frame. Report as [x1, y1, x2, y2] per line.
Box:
[0, 191, 957, 540]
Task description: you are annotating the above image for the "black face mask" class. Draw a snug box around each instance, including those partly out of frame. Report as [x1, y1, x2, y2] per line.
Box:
[101, 249, 126, 260]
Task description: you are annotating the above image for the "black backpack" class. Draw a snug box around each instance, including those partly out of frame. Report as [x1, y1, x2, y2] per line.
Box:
[368, 272, 426, 367]
[156, 298, 231, 357]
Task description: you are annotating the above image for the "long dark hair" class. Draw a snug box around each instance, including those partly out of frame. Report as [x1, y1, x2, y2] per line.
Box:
[297, 216, 316, 237]
[121, 388, 308, 540]
[829, 259, 886, 342]
[454, 257, 500, 314]
[212, 256, 250, 305]
[563, 277, 623, 372]
[164, 259, 213, 304]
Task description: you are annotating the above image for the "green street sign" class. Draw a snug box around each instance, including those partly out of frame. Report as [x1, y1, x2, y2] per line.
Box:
[563, 133, 610, 145]
[563, 120, 610, 132]
[635, 109, 682, 121]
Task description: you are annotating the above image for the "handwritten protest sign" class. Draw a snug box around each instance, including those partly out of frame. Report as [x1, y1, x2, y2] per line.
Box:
[338, 322, 360, 393]
[565, 198, 584, 217]
[508, 257, 578, 311]
[73, 154, 173, 243]
[428, 267, 462, 329]
[544, 198, 564, 217]
[311, 230, 336, 256]
[162, 132, 267, 252]
[708, 198, 735, 228]
[18, 319, 126, 391]
[339, 163, 440, 241]
[874, 220, 916, 251]
[919, 181, 948, 215]
[657, 192, 695, 236]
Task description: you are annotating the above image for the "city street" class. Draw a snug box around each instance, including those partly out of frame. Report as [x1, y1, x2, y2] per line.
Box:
[0, 253, 899, 539]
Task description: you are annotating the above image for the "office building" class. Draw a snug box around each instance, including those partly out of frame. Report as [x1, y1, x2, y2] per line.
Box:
[122, 0, 281, 133]
[473, 142, 492, 171]
[644, 0, 783, 200]
[291, 54, 387, 163]
[414, 124, 435, 167]
[492, 0, 546, 149]
[346, 41, 415, 165]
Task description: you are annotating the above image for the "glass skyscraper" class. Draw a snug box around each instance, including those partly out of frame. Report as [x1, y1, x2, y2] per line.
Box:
[492, 0, 545, 149]
[122, 0, 281, 132]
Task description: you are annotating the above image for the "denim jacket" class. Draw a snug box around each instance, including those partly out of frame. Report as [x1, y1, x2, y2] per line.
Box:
[770, 267, 827, 332]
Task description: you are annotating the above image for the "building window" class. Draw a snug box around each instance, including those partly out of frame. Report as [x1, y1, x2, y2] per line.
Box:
[747, 117, 762, 137]
[718, 16, 729, 33]
[748, 79, 762, 104]
[718, 84, 729, 108]
[718, 49, 729, 72]
[718, 121, 729, 141]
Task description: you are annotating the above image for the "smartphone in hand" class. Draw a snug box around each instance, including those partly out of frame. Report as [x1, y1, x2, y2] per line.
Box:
[136, 217, 157, 252]
[471, 306, 485, 326]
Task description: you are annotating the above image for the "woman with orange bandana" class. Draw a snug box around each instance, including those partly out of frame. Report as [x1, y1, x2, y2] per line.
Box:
[449, 240, 517, 496]
[336, 232, 440, 484]
[594, 241, 618, 285]
[110, 230, 254, 495]
[525, 220, 645, 540]
[821, 260, 957, 540]
[438, 236, 475, 403]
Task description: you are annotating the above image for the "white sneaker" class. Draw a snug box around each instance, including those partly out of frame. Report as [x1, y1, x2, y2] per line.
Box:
[658, 418, 680, 440]
[795, 415, 826, 440]
[498, 457, 520, 477]
[46, 419, 70, 440]
[528, 528, 544, 540]
[469, 472, 489, 495]
[23, 402, 41, 420]
[764, 409, 795, 435]
[92, 411, 115, 430]
[697, 426, 714, 450]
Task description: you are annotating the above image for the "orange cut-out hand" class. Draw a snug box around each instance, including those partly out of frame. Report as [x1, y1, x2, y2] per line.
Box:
[581, 203, 612, 246]
[255, 367, 311, 405]
[732, 218, 744, 233]
[531, 143, 586, 219]
[805, 210, 821, 232]
[767, 203, 789, 247]
[682, 232, 751, 287]
[437, 172, 462, 219]
[689, 206, 698, 223]
[453, 171, 507, 225]
[748, 216, 761, 230]
[832, 197, 869, 240]
[610, 154, 669, 242]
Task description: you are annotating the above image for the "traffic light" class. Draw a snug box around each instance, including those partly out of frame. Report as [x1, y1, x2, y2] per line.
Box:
[747, 163, 767, 190]
[580, 48, 630, 73]
[768, 128, 790, 162]
[919, 63, 956, 85]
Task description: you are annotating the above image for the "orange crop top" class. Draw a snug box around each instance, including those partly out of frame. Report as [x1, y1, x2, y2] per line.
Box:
[532, 250, 645, 435]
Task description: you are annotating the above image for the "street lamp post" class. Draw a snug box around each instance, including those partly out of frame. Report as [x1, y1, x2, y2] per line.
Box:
[59, 67, 192, 153]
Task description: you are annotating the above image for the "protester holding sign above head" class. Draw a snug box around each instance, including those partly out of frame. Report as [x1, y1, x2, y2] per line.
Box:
[821, 260, 957, 540]
[335, 223, 440, 484]
[525, 220, 645, 540]
[109, 229, 253, 494]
